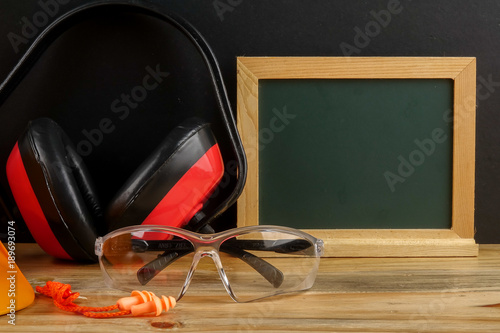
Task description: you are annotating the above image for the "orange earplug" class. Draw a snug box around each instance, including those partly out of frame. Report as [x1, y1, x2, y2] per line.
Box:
[130, 294, 176, 316]
[117, 290, 152, 310]
[36, 281, 176, 318]
[117, 290, 176, 316]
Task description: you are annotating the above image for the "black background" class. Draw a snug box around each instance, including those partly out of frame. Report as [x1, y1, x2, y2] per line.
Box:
[0, 0, 499, 243]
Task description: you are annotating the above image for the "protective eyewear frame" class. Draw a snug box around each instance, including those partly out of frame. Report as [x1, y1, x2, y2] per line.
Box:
[95, 225, 324, 302]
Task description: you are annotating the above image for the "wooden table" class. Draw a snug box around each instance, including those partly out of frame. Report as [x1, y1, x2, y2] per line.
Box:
[2, 244, 500, 332]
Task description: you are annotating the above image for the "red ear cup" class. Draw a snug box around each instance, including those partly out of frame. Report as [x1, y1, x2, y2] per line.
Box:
[6, 117, 224, 261]
[106, 118, 224, 231]
[6, 118, 104, 261]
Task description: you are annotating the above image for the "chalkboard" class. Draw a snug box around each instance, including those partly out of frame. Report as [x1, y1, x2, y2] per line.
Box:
[236, 57, 477, 257]
[258, 78, 453, 230]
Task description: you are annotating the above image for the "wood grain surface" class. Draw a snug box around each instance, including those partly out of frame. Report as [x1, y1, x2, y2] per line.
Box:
[2, 243, 500, 332]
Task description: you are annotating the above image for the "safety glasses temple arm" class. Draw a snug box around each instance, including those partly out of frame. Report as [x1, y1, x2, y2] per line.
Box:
[136, 249, 192, 285]
[219, 245, 284, 288]
[135, 241, 284, 288]
[221, 239, 314, 254]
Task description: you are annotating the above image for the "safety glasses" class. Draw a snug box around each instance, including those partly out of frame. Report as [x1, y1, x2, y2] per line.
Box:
[95, 225, 324, 302]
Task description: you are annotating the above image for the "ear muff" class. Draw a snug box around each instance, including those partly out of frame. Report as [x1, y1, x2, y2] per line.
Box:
[6, 117, 224, 261]
[0, 2, 247, 232]
[106, 118, 224, 231]
[1, 1, 248, 262]
[6, 118, 103, 261]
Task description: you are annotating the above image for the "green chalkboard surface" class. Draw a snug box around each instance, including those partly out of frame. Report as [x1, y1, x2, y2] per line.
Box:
[258, 79, 454, 229]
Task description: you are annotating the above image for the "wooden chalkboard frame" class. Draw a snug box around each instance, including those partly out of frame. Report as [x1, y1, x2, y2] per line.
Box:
[236, 57, 477, 257]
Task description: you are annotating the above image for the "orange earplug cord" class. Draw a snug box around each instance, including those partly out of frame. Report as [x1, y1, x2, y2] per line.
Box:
[36, 281, 176, 318]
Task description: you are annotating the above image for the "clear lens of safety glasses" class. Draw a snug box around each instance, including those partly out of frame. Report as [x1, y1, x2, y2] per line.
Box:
[95, 226, 324, 302]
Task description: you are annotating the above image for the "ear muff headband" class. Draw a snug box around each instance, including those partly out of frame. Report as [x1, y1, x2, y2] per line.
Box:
[0, 0, 247, 229]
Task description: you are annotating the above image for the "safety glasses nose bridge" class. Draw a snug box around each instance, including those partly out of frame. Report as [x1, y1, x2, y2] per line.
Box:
[176, 237, 284, 302]
[178, 248, 238, 302]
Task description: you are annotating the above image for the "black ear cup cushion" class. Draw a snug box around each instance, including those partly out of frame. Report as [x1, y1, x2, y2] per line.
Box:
[106, 117, 219, 230]
[17, 118, 103, 261]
